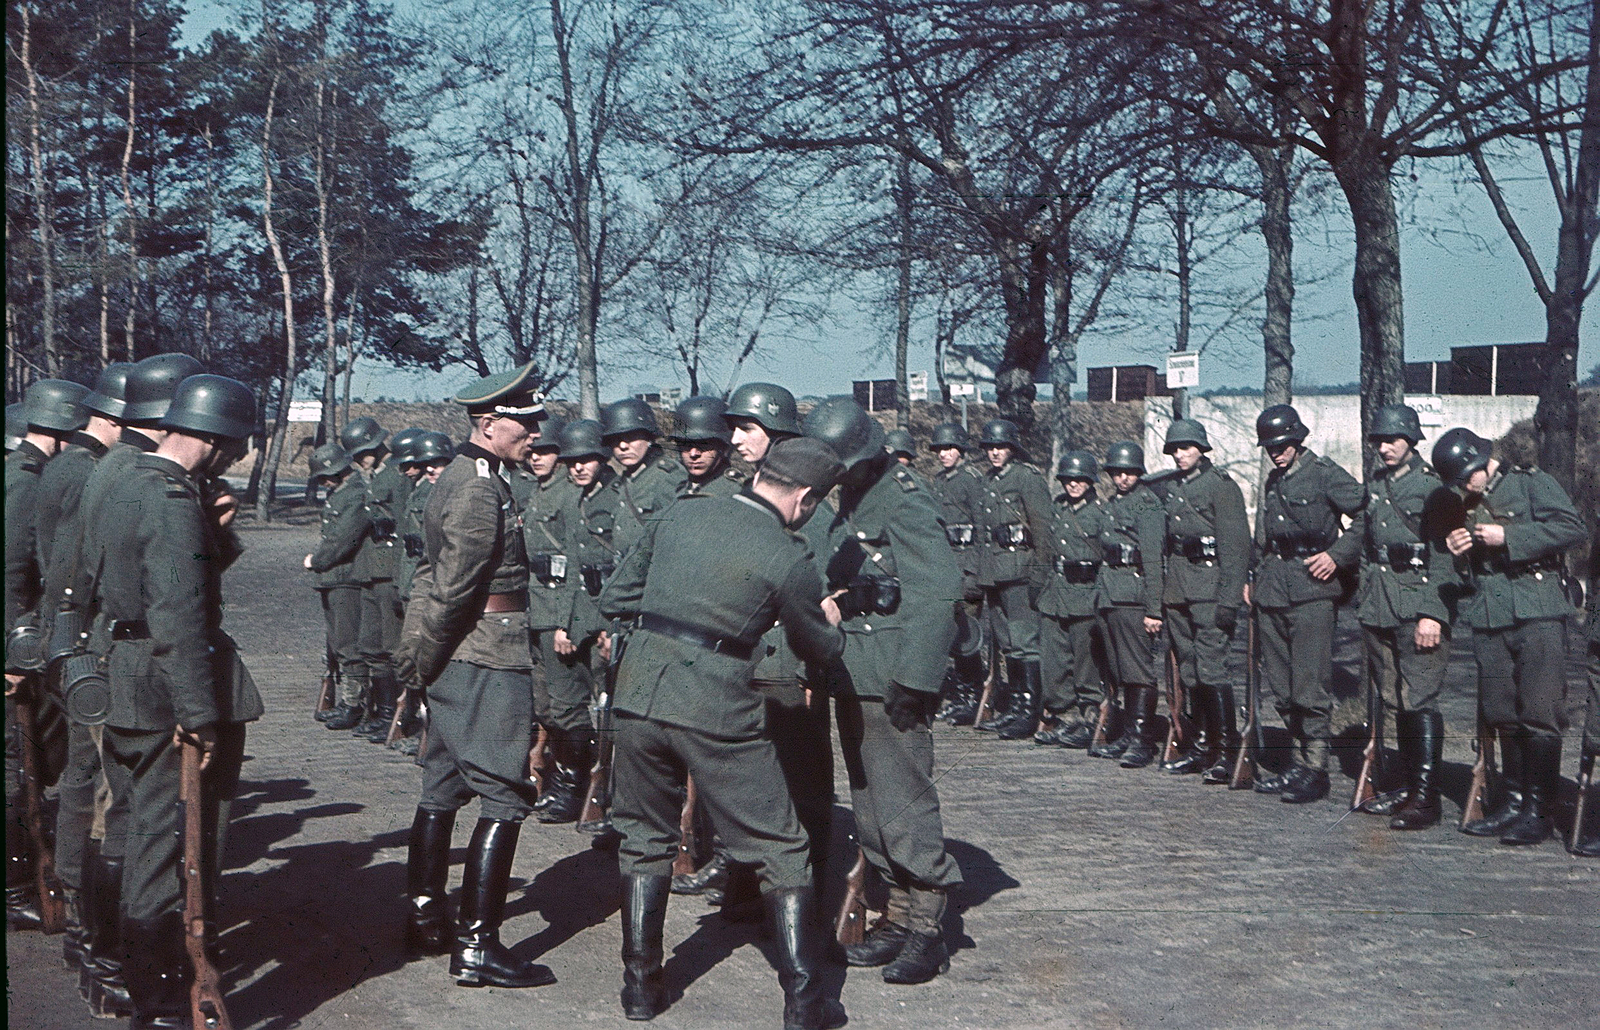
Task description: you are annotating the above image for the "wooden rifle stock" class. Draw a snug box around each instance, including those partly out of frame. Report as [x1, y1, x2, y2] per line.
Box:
[672, 776, 699, 878]
[834, 844, 868, 947]
[1161, 642, 1194, 766]
[578, 628, 624, 833]
[1571, 751, 1595, 854]
[314, 646, 336, 715]
[180, 741, 232, 1030]
[1229, 603, 1259, 789]
[1090, 696, 1113, 751]
[14, 687, 66, 933]
[1351, 650, 1382, 811]
[526, 724, 549, 797]
[384, 687, 413, 748]
[970, 609, 999, 729]
[1460, 717, 1496, 830]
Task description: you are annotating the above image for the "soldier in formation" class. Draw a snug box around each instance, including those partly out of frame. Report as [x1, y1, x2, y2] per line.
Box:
[924, 422, 988, 726]
[1033, 451, 1109, 746]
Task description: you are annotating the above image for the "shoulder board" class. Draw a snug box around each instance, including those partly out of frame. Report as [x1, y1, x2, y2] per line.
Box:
[1313, 455, 1334, 468]
[475, 457, 492, 478]
[962, 464, 983, 479]
[16, 456, 43, 475]
[1018, 462, 1044, 476]
[654, 456, 683, 474]
[892, 467, 920, 491]
[724, 467, 747, 482]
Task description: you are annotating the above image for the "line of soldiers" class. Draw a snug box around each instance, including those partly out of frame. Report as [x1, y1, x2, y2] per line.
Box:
[914, 402, 1596, 852]
[6, 356, 262, 1029]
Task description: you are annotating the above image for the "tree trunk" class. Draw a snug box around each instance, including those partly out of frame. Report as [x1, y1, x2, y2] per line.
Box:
[119, 1, 139, 360]
[256, 70, 297, 524]
[994, 240, 1047, 428]
[893, 152, 913, 420]
[314, 79, 341, 445]
[551, 0, 601, 418]
[1257, 148, 1295, 410]
[1336, 157, 1407, 448]
[18, 5, 59, 374]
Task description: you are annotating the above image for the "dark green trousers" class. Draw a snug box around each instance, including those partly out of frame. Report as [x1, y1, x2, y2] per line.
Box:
[359, 579, 401, 683]
[612, 712, 811, 889]
[1167, 600, 1233, 689]
[1100, 606, 1157, 689]
[320, 586, 366, 706]
[983, 581, 1040, 661]
[1260, 599, 1335, 768]
[755, 679, 833, 870]
[1041, 613, 1103, 717]
[419, 660, 538, 822]
[1584, 641, 1599, 756]
[1474, 618, 1567, 735]
[1363, 620, 1449, 717]
[540, 632, 596, 734]
[54, 717, 101, 890]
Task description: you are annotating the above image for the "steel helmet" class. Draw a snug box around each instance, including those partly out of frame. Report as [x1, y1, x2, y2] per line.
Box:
[977, 418, 1024, 453]
[1103, 440, 1145, 473]
[885, 429, 916, 458]
[1256, 404, 1309, 448]
[724, 382, 801, 436]
[160, 374, 256, 441]
[22, 379, 90, 434]
[4, 403, 25, 451]
[1368, 403, 1423, 445]
[600, 398, 659, 441]
[83, 363, 135, 421]
[1056, 450, 1100, 482]
[122, 353, 204, 425]
[408, 431, 455, 466]
[309, 443, 353, 482]
[1431, 427, 1492, 487]
[339, 415, 387, 457]
[387, 426, 425, 464]
[529, 415, 566, 452]
[671, 396, 732, 444]
[802, 397, 886, 470]
[928, 422, 971, 452]
[559, 419, 608, 461]
[1163, 418, 1211, 454]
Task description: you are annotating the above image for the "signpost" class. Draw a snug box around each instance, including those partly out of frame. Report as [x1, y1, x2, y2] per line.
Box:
[948, 381, 977, 429]
[1166, 352, 1200, 390]
[908, 371, 928, 403]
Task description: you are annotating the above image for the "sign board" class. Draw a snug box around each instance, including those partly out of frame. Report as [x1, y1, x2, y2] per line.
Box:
[1405, 394, 1446, 427]
[948, 382, 977, 399]
[1166, 352, 1200, 390]
[287, 400, 322, 422]
[943, 350, 996, 384]
[907, 372, 928, 402]
[852, 379, 900, 412]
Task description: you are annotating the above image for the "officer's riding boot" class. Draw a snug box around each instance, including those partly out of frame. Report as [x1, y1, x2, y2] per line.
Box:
[1201, 686, 1241, 784]
[843, 885, 910, 966]
[882, 886, 951, 985]
[620, 873, 670, 1020]
[1501, 733, 1560, 847]
[766, 886, 847, 1030]
[976, 659, 1021, 732]
[1390, 710, 1443, 830]
[1463, 727, 1525, 836]
[358, 672, 398, 741]
[404, 807, 455, 958]
[5, 814, 44, 930]
[537, 733, 585, 825]
[996, 662, 1044, 740]
[672, 847, 730, 896]
[121, 912, 190, 1029]
[84, 852, 133, 1018]
[1118, 687, 1160, 768]
[1166, 686, 1218, 775]
[451, 818, 556, 988]
[943, 652, 985, 726]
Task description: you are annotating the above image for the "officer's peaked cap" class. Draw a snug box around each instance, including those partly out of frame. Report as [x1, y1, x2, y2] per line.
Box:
[456, 361, 546, 420]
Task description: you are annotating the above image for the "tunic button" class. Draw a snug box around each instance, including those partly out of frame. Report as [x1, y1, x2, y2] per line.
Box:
[857, 531, 867, 539]
[862, 623, 872, 631]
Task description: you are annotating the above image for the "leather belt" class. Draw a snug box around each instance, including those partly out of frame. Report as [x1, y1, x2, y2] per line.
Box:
[482, 591, 528, 614]
[111, 619, 150, 641]
[1103, 543, 1142, 567]
[1367, 542, 1427, 568]
[1265, 535, 1332, 559]
[637, 612, 756, 661]
[1052, 557, 1099, 583]
[1169, 535, 1217, 561]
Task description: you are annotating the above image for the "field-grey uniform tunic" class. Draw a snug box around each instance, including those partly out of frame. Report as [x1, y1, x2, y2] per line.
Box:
[515, 466, 576, 726]
[930, 460, 985, 604]
[1038, 491, 1108, 719]
[1162, 458, 1249, 691]
[599, 492, 843, 887]
[551, 468, 619, 733]
[401, 443, 538, 822]
[976, 459, 1052, 661]
[1094, 483, 1166, 690]
[359, 461, 411, 682]
[307, 474, 373, 708]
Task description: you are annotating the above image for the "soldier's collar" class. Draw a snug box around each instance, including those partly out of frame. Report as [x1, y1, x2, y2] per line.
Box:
[456, 440, 501, 474]
[68, 430, 109, 457]
[119, 427, 159, 452]
[15, 439, 50, 464]
[734, 489, 785, 525]
[141, 452, 192, 481]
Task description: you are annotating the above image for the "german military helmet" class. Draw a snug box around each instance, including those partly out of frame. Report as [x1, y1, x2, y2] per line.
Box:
[885, 429, 916, 458]
[1163, 418, 1211, 454]
[671, 396, 732, 444]
[928, 422, 971, 452]
[83, 362, 135, 421]
[387, 426, 425, 464]
[408, 431, 455, 466]
[978, 418, 1024, 453]
[601, 397, 659, 441]
[4, 403, 25, 451]
[160, 374, 256, 441]
[1103, 440, 1145, 473]
[1368, 403, 1423, 445]
[559, 419, 608, 461]
[456, 361, 545, 422]
[530, 415, 566, 452]
[309, 443, 353, 482]
[1256, 404, 1309, 448]
[724, 382, 801, 436]
[339, 416, 387, 457]
[1056, 450, 1099, 481]
[22, 379, 90, 434]
[122, 353, 204, 425]
[1431, 427, 1492, 487]
[802, 397, 886, 470]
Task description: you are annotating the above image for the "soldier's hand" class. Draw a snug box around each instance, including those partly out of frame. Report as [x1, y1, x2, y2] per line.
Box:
[175, 724, 219, 771]
[884, 682, 936, 732]
[1143, 617, 1163, 636]
[210, 490, 239, 527]
[597, 631, 612, 663]
[553, 628, 575, 656]
[4, 673, 24, 697]
[821, 589, 848, 627]
[1445, 527, 1474, 556]
[1304, 552, 1337, 581]
[1414, 617, 1442, 651]
[394, 652, 421, 692]
[1470, 523, 1506, 548]
[1214, 605, 1238, 635]
[303, 553, 314, 570]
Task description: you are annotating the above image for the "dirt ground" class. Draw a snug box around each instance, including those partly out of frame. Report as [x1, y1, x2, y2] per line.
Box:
[7, 524, 1597, 1029]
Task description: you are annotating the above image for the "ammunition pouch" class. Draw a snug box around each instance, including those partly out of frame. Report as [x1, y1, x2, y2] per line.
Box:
[1103, 542, 1142, 568]
[371, 516, 398, 540]
[59, 652, 110, 726]
[580, 561, 616, 598]
[945, 523, 975, 548]
[1367, 542, 1428, 570]
[46, 606, 86, 673]
[531, 552, 568, 586]
[990, 523, 1031, 548]
[1052, 557, 1099, 584]
[403, 533, 424, 558]
[837, 575, 901, 618]
[1170, 535, 1218, 561]
[6, 623, 44, 672]
[1264, 533, 1333, 559]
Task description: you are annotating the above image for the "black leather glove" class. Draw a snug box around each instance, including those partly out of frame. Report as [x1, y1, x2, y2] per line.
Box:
[883, 681, 937, 732]
[1214, 604, 1238, 635]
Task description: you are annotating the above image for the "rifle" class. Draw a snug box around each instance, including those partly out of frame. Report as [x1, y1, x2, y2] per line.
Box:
[971, 599, 1000, 729]
[672, 776, 700, 878]
[314, 645, 336, 716]
[14, 686, 66, 933]
[577, 626, 624, 835]
[1351, 663, 1383, 812]
[1571, 750, 1595, 854]
[834, 843, 868, 947]
[180, 740, 232, 1030]
[525, 723, 549, 797]
[1229, 602, 1259, 789]
[1460, 714, 1497, 830]
[1161, 638, 1195, 766]
[1089, 694, 1114, 751]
